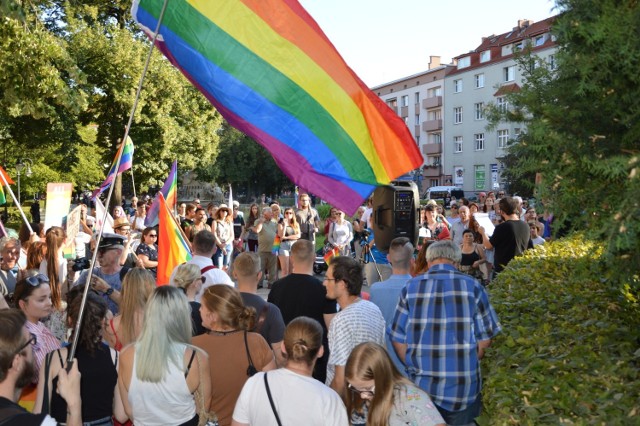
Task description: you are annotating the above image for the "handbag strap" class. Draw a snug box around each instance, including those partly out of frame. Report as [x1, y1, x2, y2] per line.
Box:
[263, 373, 282, 426]
[244, 330, 257, 377]
[184, 349, 196, 378]
[41, 351, 53, 414]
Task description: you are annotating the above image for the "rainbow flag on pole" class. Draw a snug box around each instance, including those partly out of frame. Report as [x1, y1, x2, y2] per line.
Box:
[0, 166, 15, 205]
[323, 247, 340, 265]
[131, 0, 423, 215]
[145, 160, 178, 227]
[92, 136, 135, 198]
[156, 193, 191, 285]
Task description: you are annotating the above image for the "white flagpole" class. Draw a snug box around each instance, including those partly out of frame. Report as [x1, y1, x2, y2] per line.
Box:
[0, 172, 33, 234]
[228, 184, 233, 208]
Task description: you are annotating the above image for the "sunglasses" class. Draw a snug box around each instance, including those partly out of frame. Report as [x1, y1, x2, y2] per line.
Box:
[16, 333, 37, 355]
[25, 273, 50, 287]
[148, 234, 158, 238]
[200, 276, 206, 284]
[451, 206, 458, 209]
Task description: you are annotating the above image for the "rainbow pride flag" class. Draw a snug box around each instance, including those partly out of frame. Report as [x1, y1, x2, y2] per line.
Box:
[157, 193, 192, 285]
[131, 0, 423, 214]
[323, 246, 340, 265]
[145, 160, 178, 227]
[92, 136, 135, 198]
[0, 166, 15, 205]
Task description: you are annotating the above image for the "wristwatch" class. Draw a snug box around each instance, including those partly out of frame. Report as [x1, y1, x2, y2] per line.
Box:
[105, 288, 114, 296]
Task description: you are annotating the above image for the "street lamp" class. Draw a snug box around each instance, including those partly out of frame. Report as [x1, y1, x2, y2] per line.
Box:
[15, 158, 33, 205]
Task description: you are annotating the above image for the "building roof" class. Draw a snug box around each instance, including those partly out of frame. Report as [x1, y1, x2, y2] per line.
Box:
[448, 16, 557, 76]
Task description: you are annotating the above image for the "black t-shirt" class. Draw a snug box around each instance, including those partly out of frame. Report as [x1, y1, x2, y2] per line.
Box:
[233, 215, 245, 239]
[240, 293, 285, 346]
[490, 219, 531, 272]
[0, 396, 48, 425]
[268, 273, 338, 382]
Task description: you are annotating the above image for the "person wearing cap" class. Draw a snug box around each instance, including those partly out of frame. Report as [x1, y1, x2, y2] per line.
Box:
[74, 233, 126, 314]
[113, 217, 141, 269]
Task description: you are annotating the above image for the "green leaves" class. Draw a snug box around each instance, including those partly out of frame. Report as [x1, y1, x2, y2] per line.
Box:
[479, 235, 640, 424]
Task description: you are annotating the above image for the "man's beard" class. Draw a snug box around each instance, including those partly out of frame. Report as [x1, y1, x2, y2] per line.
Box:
[15, 358, 36, 389]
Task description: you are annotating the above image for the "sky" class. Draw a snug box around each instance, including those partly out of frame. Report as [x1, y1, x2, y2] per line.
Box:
[299, 0, 558, 87]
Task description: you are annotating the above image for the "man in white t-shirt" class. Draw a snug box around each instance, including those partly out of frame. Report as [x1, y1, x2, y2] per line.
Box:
[169, 230, 233, 302]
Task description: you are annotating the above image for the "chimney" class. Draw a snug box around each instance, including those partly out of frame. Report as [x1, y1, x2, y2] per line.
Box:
[428, 55, 441, 70]
[518, 19, 532, 29]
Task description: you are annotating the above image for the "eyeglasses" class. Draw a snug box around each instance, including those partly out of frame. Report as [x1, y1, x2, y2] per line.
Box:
[148, 234, 158, 238]
[25, 274, 50, 287]
[498, 192, 505, 196]
[16, 333, 37, 355]
[451, 206, 458, 210]
[347, 383, 375, 398]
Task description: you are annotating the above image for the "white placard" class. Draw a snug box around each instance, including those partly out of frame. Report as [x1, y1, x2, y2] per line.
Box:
[474, 212, 495, 237]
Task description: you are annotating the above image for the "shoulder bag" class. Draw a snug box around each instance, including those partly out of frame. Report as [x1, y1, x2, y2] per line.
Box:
[263, 372, 282, 426]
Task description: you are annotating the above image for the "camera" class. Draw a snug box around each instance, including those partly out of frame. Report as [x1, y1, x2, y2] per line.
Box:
[359, 229, 371, 245]
[72, 257, 91, 272]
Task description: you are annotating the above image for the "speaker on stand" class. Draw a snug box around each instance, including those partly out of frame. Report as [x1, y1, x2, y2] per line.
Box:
[371, 181, 419, 252]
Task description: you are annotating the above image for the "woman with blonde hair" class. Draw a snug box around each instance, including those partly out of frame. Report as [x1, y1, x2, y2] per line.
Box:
[276, 207, 301, 277]
[171, 263, 206, 336]
[232, 317, 348, 426]
[345, 342, 445, 426]
[39, 226, 69, 341]
[118, 286, 212, 425]
[194, 285, 276, 426]
[104, 268, 155, 351]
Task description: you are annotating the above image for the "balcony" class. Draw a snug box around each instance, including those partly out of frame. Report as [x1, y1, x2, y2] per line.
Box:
[400, 106, 409, 117]
[422, 143, 442, 155]
[423, 165, 441, 178]
[423, 96, 442, 109]
[422, 119, 442, 132]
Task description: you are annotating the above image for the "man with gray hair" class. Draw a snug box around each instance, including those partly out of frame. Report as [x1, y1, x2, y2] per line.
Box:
[389, 240, 501, 425]
[369, 237, 414, 375]
[450, 205, 470, 245]
[0, 237, 21, 297]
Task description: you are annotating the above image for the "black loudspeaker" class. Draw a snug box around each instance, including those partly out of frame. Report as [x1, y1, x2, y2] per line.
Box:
[371, 181, 419, 252]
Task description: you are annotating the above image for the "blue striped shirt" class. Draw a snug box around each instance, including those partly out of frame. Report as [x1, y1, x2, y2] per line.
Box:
[389, 263, 501, 412]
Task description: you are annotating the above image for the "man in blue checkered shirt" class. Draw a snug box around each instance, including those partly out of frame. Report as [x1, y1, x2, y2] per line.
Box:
[389, 240, 502, 425]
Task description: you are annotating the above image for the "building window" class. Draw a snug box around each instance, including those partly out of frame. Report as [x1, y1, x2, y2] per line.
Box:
[415, 114, 420, 124]
[457, 56, 470, 69]
[454, 136, 463, 153]
[534, 35, 545, 46]
[474, 133, 485, 151]
[504, 66, 515, 82]
[401, 95, 409, 107]
[453, 79, 463, 93]
[404, 116, 409, 125]
[415, 92, 420, 104]
[428, 87, 442, 97]
[430, 178, 439, 187]
[432, 133, 442, 144]
[480, 50, 491, 63]
[453, 107, 463, 124]
[497, 97, 508, 113]
[548, 54, 557, 70]
[474, 102, 485, 120]
[387, 98, 397, 108]
[432, 156, 441, 166]
[498, 129, 509, 148]
[474, 73, 485, 88]
[429, 110, 441, 120]
[416, 135, 420, 145]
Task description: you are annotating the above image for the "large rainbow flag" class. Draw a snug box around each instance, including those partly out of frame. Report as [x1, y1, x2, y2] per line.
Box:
[145, 160, 178, 227]
[92, 136, 135, 198]
[0, 166, 15, 205]
[131, 0, 423, 214]
[157, 192, 192, 285]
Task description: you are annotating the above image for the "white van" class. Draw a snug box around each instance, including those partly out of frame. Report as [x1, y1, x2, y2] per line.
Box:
[424, 186, 465, 207]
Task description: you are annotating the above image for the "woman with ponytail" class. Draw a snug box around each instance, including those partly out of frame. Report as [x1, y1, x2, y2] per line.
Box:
[193, 285, 276, 426]
[231, 317, 348, 426]
[38, 226, 69, 341]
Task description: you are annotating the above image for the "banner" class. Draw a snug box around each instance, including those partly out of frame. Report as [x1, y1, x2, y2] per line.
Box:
[44, 183, 73, 232]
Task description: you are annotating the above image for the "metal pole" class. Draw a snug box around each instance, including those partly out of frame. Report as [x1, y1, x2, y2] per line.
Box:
[66, 0, 171, 367]
[16, 172, 20, 205]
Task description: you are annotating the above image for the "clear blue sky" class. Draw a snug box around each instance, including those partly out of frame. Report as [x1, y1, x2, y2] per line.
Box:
[299, 0, 558, 86]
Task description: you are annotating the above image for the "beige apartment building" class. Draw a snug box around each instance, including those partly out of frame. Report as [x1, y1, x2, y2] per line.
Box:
[372, 57, 454, 194]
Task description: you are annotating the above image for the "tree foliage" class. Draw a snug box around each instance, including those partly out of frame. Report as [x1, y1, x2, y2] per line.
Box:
[492, 0, 640, 292]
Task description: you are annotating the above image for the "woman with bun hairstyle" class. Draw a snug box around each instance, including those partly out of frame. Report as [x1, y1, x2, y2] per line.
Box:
[232, 316, 348, 426]
[193, 285, 276, 426]
[345, 342, 445, 426]
[171, 263, 206, 336]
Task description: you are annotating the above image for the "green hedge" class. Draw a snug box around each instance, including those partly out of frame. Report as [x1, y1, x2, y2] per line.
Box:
[479, 235, 640, 425]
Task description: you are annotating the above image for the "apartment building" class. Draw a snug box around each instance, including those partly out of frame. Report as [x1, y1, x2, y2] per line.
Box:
[443, 17, 557, 195]
[372, 57, 454, 193]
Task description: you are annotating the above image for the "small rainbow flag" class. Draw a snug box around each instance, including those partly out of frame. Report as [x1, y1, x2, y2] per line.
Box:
[131, 0, 423, 215]
[0, 166, 15, 205]
[92, 136, 135, 198]
[271, 234, 281, 255]
[324, 247, 340, 265]
[157, 192, 192, 285]
[145, 160, 178, 227]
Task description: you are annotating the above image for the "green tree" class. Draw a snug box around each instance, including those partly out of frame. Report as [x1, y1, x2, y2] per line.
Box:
[493, 0, 640, 295]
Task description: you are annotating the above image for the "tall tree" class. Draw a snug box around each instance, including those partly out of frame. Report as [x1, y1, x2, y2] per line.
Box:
[495, 0, 640, 293]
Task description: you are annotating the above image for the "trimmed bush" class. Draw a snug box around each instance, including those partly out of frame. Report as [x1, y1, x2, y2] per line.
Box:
[479, 235, 640, 425]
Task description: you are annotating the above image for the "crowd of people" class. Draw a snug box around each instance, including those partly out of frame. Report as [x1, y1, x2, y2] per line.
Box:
[0, 189, 549, 425]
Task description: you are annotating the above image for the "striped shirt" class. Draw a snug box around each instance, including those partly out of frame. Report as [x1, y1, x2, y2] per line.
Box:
[389, 263, 501, 412]
[25, 320, 62, 381]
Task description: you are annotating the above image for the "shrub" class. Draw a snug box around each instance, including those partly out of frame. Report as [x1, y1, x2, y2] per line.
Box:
[479, 234, 639, 425]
